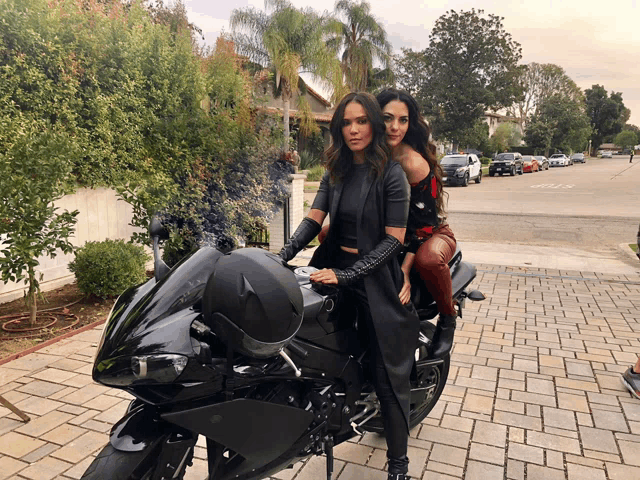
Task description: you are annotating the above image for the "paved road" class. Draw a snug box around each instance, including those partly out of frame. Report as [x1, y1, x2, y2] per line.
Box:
[441, 155, 640, 269]
[445, 155, 640, 218]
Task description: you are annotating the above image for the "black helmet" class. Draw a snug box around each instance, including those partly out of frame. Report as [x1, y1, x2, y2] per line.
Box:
[202, 248, 303, 358]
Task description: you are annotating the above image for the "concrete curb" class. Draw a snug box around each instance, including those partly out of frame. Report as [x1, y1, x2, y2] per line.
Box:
[618, 242, 640, 263]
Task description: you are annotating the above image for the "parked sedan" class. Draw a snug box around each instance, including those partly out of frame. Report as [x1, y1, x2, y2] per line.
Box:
[549, 154, 569, 167]
[522, 155, 539, 173]
[534, 155, 549, 170]
[571, 153, 586, 163]
[602, 151, 613, 158]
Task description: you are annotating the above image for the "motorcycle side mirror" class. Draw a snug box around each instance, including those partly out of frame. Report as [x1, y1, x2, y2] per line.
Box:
[467, 290, 486, 301]
[149, 215, 171, 282]
[150, 216, 170, 241]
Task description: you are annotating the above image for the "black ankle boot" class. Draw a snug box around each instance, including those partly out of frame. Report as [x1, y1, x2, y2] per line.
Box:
[388, 474, 410, 480]
[430, 313, 457, 358]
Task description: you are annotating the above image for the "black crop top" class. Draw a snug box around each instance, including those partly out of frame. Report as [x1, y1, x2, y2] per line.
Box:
[336, 164, 369, 248]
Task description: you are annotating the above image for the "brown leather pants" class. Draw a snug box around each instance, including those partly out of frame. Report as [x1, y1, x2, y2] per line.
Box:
[413, 224, 457, 316]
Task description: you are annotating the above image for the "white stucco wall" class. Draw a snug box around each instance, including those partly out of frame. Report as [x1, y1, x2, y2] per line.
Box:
[0, 188, 143, 304]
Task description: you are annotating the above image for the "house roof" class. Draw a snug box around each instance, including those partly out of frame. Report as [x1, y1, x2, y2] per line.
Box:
[305, 84, 332, 108]
[598, 143, 618, 149]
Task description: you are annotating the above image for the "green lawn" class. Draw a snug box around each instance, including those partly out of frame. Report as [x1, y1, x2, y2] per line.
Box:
[630, 244, 638, 253]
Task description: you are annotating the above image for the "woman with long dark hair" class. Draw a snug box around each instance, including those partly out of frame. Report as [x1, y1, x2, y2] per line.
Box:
[279, 92, 419, 480]
[376, 88, 457, 359]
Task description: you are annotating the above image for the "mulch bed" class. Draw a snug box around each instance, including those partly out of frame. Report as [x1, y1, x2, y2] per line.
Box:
[0, 282, 116, 360]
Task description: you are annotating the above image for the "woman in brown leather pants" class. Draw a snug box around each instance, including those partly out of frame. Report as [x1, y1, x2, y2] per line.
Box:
[376, 88, 457, 358]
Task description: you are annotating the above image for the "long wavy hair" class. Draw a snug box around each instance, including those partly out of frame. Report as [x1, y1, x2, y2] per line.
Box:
[324, 92, 391, 183]
[376, 88, 448, 219]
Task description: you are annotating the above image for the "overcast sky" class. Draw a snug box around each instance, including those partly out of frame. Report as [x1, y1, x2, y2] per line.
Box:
[185, 0, 640, 126]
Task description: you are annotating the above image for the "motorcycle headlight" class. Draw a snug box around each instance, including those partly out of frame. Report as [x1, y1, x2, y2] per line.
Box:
[94, 354, 188, 387]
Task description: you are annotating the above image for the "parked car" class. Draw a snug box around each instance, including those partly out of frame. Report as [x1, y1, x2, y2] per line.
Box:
[549, 154, 569, 167]
[534, 155, 549, 170]
[489, 152, 523, 176]
[571, 153, 586, 163]
[602, 151, 613, 158]
[440, 154, 482, 186]
[522, 155, 539, 173]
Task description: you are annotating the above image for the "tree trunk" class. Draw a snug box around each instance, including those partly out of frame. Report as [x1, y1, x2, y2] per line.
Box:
[283, 92, 290, 153]
[27, 272, 37, 326]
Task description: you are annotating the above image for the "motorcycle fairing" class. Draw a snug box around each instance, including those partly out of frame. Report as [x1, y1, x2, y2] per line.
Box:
[95, 248, 222, 374]
[161, 398, 314, 470]
[110, 404, 170, 452]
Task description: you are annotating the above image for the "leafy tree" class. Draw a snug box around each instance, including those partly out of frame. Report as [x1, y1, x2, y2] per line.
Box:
[457, 119, 490, 153]
[614, 130, 638, 151]
[525, 94, 591, 155]
[508, 63, 583, 130]
[327, 0, 393, 92]
[230, 0, 344, 152]
[395, 9, 523, 146]
[488, 123, 521, 155]
[394, 48, 427, 98]
[366, 66, 395, 94]
[622, 124, 640, 145]
[0, 120, 79, 325]
[523, 116, 553, 155]
[585, 85, 630, 150]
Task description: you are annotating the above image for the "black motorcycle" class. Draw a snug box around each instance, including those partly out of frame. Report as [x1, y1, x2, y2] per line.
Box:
[82, 220, 484, 480]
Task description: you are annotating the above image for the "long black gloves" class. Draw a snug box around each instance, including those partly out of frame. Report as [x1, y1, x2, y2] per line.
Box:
[279, 217, 322, 262]
[333, 234, 403, 286]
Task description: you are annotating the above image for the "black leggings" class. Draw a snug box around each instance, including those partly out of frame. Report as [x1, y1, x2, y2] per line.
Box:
[334, 250, 409, 474]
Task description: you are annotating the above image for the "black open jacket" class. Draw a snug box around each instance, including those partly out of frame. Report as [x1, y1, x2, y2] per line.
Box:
[309, 160, 420, 428]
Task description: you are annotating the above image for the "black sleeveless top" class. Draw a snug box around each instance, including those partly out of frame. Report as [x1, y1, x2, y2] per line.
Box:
[406, 171, 440, 253]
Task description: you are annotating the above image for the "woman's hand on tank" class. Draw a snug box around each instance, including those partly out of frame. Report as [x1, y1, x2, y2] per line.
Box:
[310, 269, 338, 285]
[399, 274, 411, 305]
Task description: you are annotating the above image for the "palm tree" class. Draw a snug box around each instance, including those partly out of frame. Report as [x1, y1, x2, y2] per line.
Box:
[230, 0, 344, 152]
[329, 0, 393, 92]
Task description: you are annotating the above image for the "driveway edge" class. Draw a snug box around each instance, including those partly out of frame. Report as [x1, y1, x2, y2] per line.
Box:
[0, 317, 106, 366]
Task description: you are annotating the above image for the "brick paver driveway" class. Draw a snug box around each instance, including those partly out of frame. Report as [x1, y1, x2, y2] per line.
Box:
[0, 264, 639, 479]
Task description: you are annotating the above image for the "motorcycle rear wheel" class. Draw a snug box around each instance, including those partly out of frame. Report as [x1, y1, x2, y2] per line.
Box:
[81, 444, 192, 480]
[361, 322, 450, 433]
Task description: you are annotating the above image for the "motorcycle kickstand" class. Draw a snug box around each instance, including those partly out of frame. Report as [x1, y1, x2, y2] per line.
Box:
[324, 436, 334, 480]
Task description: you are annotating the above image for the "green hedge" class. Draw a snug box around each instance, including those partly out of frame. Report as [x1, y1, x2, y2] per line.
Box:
[69, 239, 150, 298]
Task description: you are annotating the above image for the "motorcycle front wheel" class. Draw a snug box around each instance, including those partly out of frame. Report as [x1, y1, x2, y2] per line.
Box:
[81, 443, 193, 480]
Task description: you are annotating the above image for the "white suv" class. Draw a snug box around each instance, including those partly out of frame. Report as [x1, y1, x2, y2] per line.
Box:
[440, 154, 482, 186]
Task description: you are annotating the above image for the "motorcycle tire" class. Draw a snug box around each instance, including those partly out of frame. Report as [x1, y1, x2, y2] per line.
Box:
[362, 322, 450, 433]
[81, 444, 193, 480]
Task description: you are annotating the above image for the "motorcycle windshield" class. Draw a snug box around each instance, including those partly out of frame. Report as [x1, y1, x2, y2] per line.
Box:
[96, 247, 223, 361]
